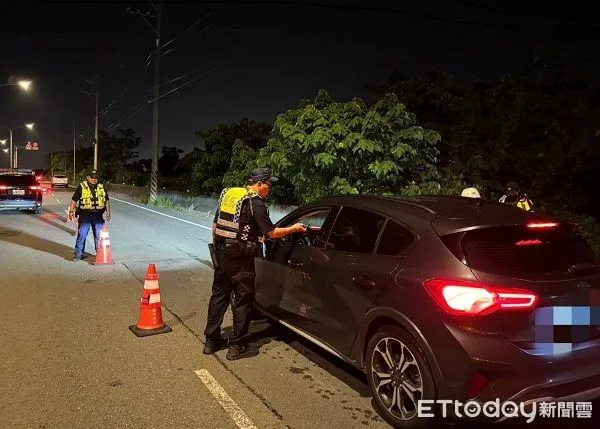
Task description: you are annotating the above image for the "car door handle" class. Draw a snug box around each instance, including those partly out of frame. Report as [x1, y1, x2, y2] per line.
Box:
[287, 259, 303, 269]
[353, 275, 376, 288]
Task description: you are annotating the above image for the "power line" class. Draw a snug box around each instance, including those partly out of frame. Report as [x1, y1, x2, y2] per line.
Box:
[46, 0, 600, 30]
[451, 0, 595, 27]
[162, 12, 213, 50]
[149, 59, 232, 103]
[105, 59, 230, 132]
[88, 10, 213, 126]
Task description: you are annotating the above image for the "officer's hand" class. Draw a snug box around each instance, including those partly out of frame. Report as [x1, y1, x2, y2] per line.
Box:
[292, 223, 307, 233]
[105, 212, 112, 221]
[68, 211, 75, 221]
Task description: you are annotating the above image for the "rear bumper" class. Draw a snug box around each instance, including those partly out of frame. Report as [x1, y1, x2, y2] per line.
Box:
[426, 322, 600, 422]
[0, 198, 41, 210]
[495, 373, 600, 422]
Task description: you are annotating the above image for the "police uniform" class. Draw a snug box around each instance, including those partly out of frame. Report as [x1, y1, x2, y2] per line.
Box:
[499, 191, 534, 211]
[203, 168, 277, 359]
[70, 170, 109, 260]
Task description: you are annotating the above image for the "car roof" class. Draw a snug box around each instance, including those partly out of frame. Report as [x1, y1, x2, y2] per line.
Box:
[304, 194, 555, 235]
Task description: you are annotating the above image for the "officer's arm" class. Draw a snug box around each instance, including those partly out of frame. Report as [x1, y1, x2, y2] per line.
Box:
[68, 185, 82, 214]
[251, 200, 303, 239]
[212, 206, 220, 243]
[267, 225, 302, 239]
[105, 200, 111, 217]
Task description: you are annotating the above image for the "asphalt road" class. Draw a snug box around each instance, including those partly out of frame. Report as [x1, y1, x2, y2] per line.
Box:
[0, 188, 598, 429]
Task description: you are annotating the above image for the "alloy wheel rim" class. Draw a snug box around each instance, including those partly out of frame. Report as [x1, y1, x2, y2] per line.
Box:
[371, 337, 424, 420]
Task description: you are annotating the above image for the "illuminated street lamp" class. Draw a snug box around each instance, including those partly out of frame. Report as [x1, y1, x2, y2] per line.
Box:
[2, 148, 8, 153]
[18, 80, 32, 91]
[0, 79, 33, 92]
[0, 139, 6, 145]
[0, 122, 35, 171]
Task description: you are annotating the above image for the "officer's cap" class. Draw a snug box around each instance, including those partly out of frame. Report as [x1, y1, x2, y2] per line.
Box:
[88, 169, 100, 179]
[249, 168, 278, 183]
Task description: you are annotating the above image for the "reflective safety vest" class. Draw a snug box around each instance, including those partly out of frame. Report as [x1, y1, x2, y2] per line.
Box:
[79, 181, 107, 210]
[499, 193, 533, 212]
[214, 187, 259, 240]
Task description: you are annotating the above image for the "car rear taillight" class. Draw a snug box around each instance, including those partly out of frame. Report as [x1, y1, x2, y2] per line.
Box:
[30, 186, 41, 190]
[424, 279, 539, 316]
[515, 239, 542, 246]
[0, 185, 7, 190]
[527, 221, 559, 229]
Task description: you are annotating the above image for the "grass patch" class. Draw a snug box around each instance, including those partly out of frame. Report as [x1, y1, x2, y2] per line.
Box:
[148, 196, 179, 210]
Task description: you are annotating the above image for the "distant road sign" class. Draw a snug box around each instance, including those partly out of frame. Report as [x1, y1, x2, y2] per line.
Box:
[25, 142, 32, 150]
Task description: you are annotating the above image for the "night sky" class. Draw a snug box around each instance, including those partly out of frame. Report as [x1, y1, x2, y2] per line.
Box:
[1, 0, 598, 169]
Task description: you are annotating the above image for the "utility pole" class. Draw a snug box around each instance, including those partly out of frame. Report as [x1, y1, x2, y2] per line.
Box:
[128, 2, 163, 202]
[94, 89, 99, 171]
[83, 79, 99, 171]
[73, 122, 76, 184]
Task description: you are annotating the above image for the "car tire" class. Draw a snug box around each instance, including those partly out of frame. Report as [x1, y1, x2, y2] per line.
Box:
[366, 325, 438, 428]
[29, 207, 41, 214]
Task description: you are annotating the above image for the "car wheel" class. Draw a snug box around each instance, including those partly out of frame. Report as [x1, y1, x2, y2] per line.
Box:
[366, 325, 437, 428]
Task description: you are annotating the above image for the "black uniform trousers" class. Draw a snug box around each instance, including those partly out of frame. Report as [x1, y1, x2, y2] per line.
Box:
[204, 239, 256, 345]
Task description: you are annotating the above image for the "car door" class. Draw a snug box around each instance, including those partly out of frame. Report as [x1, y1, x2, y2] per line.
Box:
[254, 206, 339, 322]
[293, 207, 414, 356]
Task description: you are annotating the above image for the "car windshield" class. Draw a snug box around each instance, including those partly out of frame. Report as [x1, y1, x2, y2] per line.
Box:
[0, 175, 36, 185]
[457, 224, 599, 280]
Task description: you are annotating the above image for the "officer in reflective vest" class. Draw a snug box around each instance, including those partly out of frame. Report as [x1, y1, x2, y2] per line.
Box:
[67, 169, 111, 261]
[203, 168, 306, 360]
[499, 181, 535, 212]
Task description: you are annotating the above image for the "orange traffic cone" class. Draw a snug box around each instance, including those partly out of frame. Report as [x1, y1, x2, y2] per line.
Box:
[94, 224, 114, 265]
[129, 264, 172, 337]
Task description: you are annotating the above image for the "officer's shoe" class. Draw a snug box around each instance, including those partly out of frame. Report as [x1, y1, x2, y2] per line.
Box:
[202, 337, 226, 355]
[72, 256, 82, 262]
[226, 343, 256, 361]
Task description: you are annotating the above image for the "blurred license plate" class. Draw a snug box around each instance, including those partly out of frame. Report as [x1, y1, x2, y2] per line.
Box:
[11, 189, 25, 195]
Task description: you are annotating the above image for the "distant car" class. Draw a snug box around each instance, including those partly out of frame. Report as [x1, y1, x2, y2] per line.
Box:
[51, 174, 69, 188]
[0, 173, 43, 213]
[255, 195, 600, 427]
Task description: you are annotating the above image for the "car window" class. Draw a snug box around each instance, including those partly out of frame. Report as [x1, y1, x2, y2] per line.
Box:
[451, 224, 599, 280]
[327, 206, 385, 254]
[283, 208, 337, 247]
[0, 175, 36, 185]
[376, 220, 415, 256]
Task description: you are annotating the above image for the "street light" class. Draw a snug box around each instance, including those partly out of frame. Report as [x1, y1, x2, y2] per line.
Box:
[0, 122, 35, 171]
[0, 79, 33, 92]
[18, 80, 32, 91]
[0, 139, 6, 145]
[2, 148, 7, 153]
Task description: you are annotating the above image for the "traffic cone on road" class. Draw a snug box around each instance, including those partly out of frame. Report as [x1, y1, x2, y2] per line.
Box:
[129, 264, 172, 337]
[94, 225, 114, 265]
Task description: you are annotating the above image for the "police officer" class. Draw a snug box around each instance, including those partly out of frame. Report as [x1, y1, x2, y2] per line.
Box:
[67, 170, 111, 261]
[499, 181, 534, 211]
[203, 168, 306, 360]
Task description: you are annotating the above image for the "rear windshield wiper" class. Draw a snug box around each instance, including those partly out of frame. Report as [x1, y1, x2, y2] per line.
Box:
[566, 263, 600, 275]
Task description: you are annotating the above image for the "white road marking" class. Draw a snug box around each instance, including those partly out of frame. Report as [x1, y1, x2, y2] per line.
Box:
[194, 369, 258, 429]
[111, 197, 212, 230]
[55, 198, 61, 204]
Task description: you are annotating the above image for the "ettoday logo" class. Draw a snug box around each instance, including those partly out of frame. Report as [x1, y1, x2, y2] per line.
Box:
[418, 400, 593, 422]
[418, 399, 536, 423]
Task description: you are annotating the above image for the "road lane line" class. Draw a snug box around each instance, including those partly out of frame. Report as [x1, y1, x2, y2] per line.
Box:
[194, 369, 258, 429]
[111, 198, 211, 230]
[55, 198, 61, 204]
